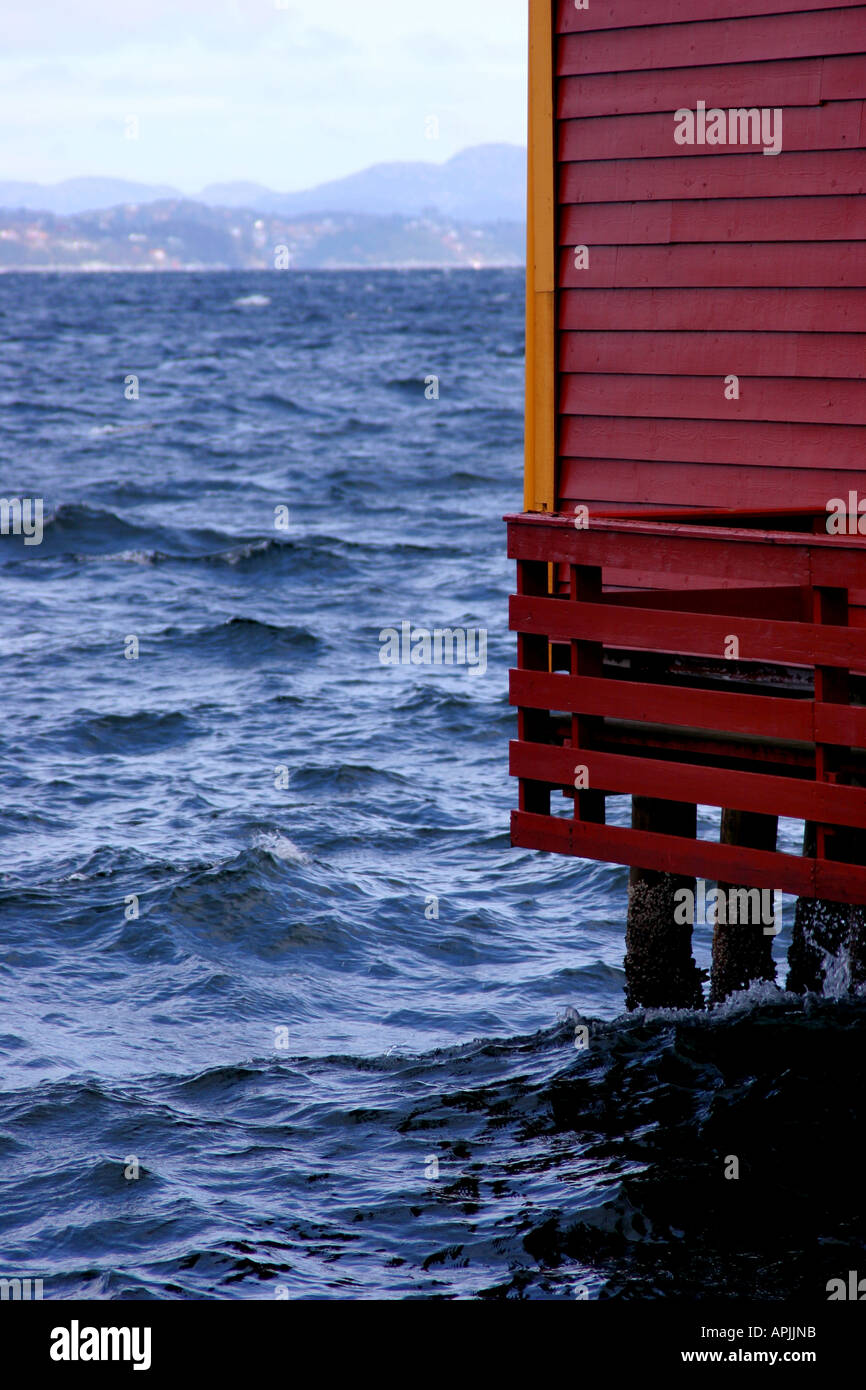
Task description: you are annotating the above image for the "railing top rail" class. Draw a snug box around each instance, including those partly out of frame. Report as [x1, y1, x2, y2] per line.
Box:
[505, 511, 866, 552]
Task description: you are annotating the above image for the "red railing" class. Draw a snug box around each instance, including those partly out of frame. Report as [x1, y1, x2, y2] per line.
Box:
[508, 508, 866, 902]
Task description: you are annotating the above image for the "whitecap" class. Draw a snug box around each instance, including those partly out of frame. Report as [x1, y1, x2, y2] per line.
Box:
[253, 832, 309, 865]
[218, 538, 273, 566]
[88, 423, 155, 437]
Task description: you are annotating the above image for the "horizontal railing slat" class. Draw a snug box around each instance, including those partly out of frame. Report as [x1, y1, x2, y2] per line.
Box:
[509, 593, 866, 668]
[511, 741, 866, 829]
[508, 517, 866, 586]
[509, 669, 827, 741]
[512, 811, 866, 901]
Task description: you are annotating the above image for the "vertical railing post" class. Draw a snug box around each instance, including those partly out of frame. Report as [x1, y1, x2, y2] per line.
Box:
[570, 563, 605, 825]
[788, 586, 866, 992]
[516, 558, 552, 817]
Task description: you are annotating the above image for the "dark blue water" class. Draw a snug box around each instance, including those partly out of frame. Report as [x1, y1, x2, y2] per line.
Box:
[1, 270, 863, 1300]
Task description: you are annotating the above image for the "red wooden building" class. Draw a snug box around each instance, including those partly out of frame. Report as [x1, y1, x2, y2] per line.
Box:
[511, 0, 866, 1006]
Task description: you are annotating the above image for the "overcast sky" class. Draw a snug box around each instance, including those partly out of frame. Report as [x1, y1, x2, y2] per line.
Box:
[1, 0, 528, 191]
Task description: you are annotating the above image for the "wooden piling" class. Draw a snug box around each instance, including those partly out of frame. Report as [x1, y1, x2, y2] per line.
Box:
[710, 809, 779, 1004]
[624, 797, 704, 1011]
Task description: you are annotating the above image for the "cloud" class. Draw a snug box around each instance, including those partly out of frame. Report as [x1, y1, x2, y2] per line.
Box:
[3, 0, 282, 53]
[0, 0, 527, 188]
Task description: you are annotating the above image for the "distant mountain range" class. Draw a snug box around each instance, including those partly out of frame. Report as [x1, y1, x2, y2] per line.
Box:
[0, 145, 527, 224]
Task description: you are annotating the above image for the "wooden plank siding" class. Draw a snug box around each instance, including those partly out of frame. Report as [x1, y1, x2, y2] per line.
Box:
[558, 56, 866, 118]
[559, 11, 866, 74]
[550, 0, 866, 526]
[557, 0, 866, 30]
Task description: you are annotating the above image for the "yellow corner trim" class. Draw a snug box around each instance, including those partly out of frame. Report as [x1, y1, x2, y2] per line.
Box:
[525, 0, 556, 514]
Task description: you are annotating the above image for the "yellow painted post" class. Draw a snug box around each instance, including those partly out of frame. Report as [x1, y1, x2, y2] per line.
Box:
[525, 0, 556, 514]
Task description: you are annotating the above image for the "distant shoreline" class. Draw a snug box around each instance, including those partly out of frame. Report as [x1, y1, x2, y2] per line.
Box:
[0, 261, 525, 274]
[0, 205, 525, 273]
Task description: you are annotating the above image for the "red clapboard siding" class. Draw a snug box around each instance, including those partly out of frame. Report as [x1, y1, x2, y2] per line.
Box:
[559, 288, 866, 332]
[560, 374, 866, 425]
[557, 459, 866, 507]
[559, 243, 866, 289]
[558, 102, 864, 162]
[547, 9, 866, 551]
[559, 10, 866, 76]
[556, 0, 866, 32]
[560, 150, 866, 203]
[560, 197, 866, 245]
[560, 331, 866, 378]
[557, 57, 866, 119]
[559, 416, 866, 469]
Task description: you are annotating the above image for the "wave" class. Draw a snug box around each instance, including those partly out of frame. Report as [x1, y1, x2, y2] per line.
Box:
[58, 708, 197, 755]
[16, 506, 387, 575]
[2, 996, 863, 1297]
[385, 375, 435, 396]
[33, 503, 250, 559]
[155, 615, 322, 657]
[251, 391, 317, 414]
